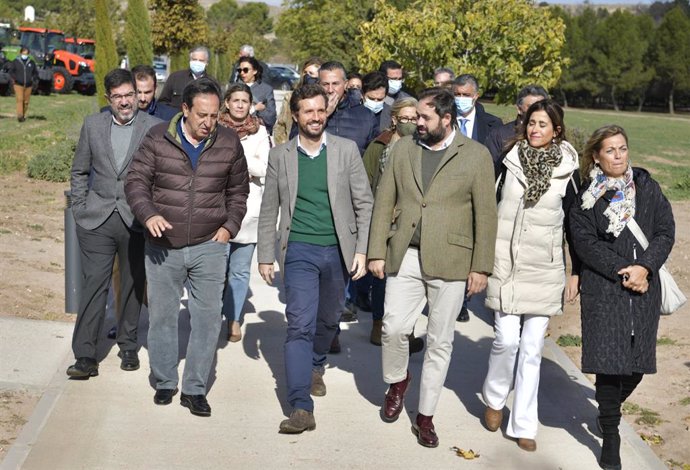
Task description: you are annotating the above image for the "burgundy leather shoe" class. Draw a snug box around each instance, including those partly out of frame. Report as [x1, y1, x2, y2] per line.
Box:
[412, 413, 439, 448]
[382, 372, 411, 422]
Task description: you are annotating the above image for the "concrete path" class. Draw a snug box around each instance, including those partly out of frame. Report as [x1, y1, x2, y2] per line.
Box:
[0, 262, 667, 470]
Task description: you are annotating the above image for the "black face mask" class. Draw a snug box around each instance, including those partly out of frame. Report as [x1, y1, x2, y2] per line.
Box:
[303, 75, 318, 85]
[347, 88, 362, 103]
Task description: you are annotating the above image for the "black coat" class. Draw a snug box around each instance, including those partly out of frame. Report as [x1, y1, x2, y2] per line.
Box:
[157, 69, 216, 110]
[7, 57, 38, 87]
[470, 102, 503, 146]
[486, 118, 518, 177]
[569, 168, 675, 375]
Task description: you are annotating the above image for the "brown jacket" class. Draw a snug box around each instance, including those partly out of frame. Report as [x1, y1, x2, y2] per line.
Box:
[367, 132, 497, 280]
[125, 115, 249, 249]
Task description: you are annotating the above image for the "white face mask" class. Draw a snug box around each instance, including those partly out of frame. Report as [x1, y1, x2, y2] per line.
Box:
[455, 96, 474, 114]
[363, 98, 384, 114]
[189, 60, 206, 75]
[388, 79, 403, 95]
[20, 54, 29, 60]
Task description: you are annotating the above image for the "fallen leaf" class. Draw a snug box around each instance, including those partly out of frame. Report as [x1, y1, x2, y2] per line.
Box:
[451, 446, 480, 459]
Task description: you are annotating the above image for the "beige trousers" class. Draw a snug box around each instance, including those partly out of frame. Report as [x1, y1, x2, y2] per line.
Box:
[14, 84, 32, 118]
[381, 247, 466, 416]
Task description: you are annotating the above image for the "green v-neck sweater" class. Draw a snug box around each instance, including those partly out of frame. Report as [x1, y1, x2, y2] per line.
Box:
[288, 148, 338, 246]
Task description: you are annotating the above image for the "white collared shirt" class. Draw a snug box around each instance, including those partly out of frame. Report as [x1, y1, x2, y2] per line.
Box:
[457, 106, 477, 139]
[419, 129, 456, 151]
[297, 133, 328, 159]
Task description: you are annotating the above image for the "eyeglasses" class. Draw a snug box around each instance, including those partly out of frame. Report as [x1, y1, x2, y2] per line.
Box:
[396, 116, 417, 124]
[237, 67, 252, 74]
[109, 91, 136, 101]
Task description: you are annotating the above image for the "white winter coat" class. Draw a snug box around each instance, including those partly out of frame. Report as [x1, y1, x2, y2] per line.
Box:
[485, 140, 578, 316]
[230, 126, 271, 244]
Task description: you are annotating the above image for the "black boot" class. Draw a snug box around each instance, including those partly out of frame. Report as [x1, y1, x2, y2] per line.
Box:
[599, 432, 621, 470]
[595, 374, 623, 470]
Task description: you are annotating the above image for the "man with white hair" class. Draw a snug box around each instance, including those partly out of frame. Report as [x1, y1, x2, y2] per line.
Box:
[158, 46, 216, 110]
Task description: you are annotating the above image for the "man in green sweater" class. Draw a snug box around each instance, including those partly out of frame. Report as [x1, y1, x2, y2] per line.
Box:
[257, 84, 373, 434]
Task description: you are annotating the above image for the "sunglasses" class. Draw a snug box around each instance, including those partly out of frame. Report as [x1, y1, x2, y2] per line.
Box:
[237, 67, 252, 74]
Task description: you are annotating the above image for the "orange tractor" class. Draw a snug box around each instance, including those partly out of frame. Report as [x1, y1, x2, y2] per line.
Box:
[64, 37, 95, 72]
[19, 27, 95, 95]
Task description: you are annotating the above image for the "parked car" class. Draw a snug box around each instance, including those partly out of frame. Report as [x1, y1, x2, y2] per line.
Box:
[153, 61, 167, 83]
[152, 55, 167, 83]
[263, 65, 299, 91]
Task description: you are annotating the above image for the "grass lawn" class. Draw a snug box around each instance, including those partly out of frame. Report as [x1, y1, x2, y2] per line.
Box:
[0, 94, 99, 174]
[483, 102, 690, 199]
[1, 94, 689, 198]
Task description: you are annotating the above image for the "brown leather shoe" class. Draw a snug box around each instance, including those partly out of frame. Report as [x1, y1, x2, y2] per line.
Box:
[518, 438, 537, 452]
[370, 320, 383, 346]
[484, 406, 503, 432]
[228, 321, 242, 343]
[311, 369, 326, 397]
[411, 413, 439, 448]
[279, 408, 316, 434]
[382, 372, 411, 422]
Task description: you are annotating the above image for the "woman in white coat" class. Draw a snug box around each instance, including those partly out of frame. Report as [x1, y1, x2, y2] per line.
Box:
[218, 83, 271, 342]
[482, 99, 580, 451]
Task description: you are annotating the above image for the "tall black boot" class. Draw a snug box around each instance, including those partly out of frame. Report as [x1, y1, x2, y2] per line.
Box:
[595, 374, 623, 470]
[600, 432, 621, 470]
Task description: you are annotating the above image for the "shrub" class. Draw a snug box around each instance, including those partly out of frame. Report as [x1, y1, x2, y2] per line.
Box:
[26, 139, 76, 182]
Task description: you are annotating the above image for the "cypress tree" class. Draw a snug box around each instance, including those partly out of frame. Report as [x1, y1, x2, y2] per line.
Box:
[125, 0, 153, 69]
[95, 0, 119, 108]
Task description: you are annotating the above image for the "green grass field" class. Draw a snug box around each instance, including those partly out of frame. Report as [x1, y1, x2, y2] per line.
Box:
[1, 95, 689, 198]
[0, 94, 98, 174]
[484, 102, 690, 199]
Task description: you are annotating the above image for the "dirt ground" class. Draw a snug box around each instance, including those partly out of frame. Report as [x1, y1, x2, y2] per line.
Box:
[0, 172, 688, 468]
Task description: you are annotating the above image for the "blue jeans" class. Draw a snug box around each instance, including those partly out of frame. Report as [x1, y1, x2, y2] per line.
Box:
[283, 242, 347, 412]
[145, 239, 228, 395]
[222, 242, 256, 322]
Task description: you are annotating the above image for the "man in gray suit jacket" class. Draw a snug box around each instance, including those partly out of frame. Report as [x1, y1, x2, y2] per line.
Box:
[257, 84, 373, 434]
[68, 69, 161, 378]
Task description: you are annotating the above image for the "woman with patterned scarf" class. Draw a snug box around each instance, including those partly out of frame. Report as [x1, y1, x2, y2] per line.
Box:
[482, 99, 580, 452]
[569, 125, 674, 470]
[218, 83, 272, 342]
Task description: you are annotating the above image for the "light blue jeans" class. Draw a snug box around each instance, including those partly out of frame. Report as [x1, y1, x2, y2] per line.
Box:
[145, 239, 228, 395]
[222, 242, 256, 323]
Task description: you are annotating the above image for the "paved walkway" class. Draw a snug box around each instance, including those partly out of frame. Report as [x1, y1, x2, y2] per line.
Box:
[1, 262, 666, 470]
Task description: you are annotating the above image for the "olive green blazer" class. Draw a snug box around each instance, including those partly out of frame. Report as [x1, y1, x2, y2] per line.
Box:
[367, 132, 497, 281]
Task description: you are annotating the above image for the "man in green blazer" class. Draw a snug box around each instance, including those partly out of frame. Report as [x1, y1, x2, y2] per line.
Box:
[368, 87, 497, 448]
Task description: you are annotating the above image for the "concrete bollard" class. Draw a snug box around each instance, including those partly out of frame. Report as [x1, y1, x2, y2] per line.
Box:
[64, 190, 81, 314]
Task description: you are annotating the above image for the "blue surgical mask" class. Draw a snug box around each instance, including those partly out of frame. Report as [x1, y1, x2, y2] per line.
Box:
[189, 60, 206, 75]
[20, 54, 29, 60]
[455, 96, 474, 115]
[363, 98, 384, 114]
[388, 79, 402, 95]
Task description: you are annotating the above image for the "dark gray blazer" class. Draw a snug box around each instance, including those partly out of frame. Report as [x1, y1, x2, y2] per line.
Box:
[257, 133, 373, 274]
[70, 111, 161, 230]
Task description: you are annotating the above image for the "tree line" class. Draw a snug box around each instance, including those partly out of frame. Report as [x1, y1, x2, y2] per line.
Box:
[2, 0, 688, 113]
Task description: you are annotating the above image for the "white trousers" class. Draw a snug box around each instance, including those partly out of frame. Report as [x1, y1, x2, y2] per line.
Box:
[482, 312, 550, 439]
[382, 248, 466, 416]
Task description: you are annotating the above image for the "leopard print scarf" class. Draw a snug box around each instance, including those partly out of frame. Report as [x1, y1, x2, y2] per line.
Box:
[517, 140, 563, 202]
